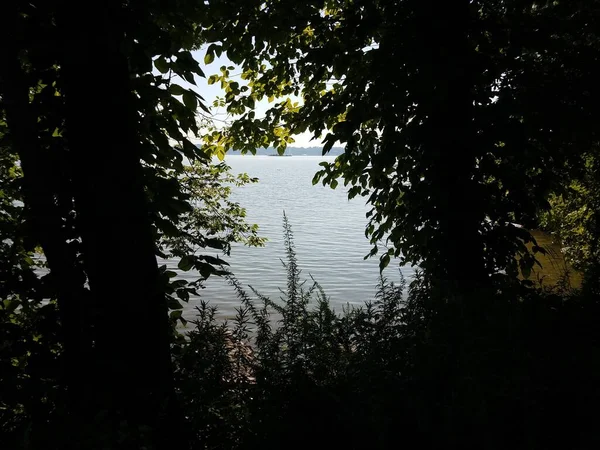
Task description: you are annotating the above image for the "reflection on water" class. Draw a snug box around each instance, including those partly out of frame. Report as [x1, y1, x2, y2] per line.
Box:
[164, 155, 413, 319]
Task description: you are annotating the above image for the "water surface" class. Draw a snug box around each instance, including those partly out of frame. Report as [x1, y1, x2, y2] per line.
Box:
[166, 155, 414, 319]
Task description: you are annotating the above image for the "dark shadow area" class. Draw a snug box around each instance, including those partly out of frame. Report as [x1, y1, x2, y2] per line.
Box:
[2, 0, 600, 449]
[3, 218, 600, 449]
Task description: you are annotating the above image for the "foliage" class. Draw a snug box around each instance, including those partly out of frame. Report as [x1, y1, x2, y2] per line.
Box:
[540, 153, 600, 286]
[0, 119, 65, 447]
[2, 209, 600, 450]
[164, 161, 264, 258]
[159, 160, 265, 327]
[172, 301, 254, 449]
[0, 300, 64, 448]
[172, 217, 600, 450]
[173, 216, 414, 449]
[0, 128, 40, 305]
[2, 1, 600, 449]
[202, 0, 600, 285]
[0, 0, 265, 324]
[0, 0, 263, 445]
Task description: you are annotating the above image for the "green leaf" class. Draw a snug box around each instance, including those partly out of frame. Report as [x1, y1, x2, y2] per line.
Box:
[330, 179, 338, 189]
[183, 91, 198, 111]
[198, 262, 215, 279]
[323, 138, 335, 155]
[2, 299, 19, 313]
[169, 84, 185, 95]
[176, 289, 190, 302]
[178, 255, 195, 271]
[198, 101, 211, 114]
[312, 172, 323, 185]
[171, 279, 187, 288]
[201, 255, 230, 266]
[182, 139, 209, 160]
[348, 186, 361, 199]
[160, 219, 180, 237]
[520, 262, 532, 279]
[379, 253, 390, 271]
[170, 310, 183, 320]
[204, 238, 225, 250]
[180, 71, 197, 85]
[154, 57, 169, 74]
[204, 51, 215, 65]
[168, 297, 183, 310]
[170, 199, 193, 214]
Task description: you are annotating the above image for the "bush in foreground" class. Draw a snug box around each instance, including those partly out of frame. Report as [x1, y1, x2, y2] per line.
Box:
[174, 216, 600, 450]
[173, 214, 413, 449]
[3, 216, 600, 449]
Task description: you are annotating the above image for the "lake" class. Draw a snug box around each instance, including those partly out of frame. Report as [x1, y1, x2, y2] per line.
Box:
[165, 155, 414, 320]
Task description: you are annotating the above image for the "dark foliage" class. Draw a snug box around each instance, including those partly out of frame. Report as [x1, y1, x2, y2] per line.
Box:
[2, 1, 600, 448]
[170, 219, 600, 450]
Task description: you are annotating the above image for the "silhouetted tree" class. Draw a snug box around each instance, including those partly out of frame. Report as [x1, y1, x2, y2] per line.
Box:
[1, 1, 260, 447]
[203, 0, 600, 291]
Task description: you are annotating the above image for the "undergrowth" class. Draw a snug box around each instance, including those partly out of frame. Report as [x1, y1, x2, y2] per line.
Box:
[3, 216, 600, 449]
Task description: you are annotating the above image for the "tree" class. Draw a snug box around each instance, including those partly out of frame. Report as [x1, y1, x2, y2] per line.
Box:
[196, 9, 600, 446]
[202, 0, 600, 292]
[0, 0, 262, 447]
[161, 160, 266, 321]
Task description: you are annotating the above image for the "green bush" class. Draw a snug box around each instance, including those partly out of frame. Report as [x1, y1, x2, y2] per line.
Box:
[0, 299, 65, 449]
[3, 216, 600, 449]
[172, 214, 421, 449]
[174, 216, 600, 450]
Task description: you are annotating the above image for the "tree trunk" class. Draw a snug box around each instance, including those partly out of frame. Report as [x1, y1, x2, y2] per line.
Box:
[0, 6, 90, 432]
[415, 5, 493, 446]
[56, 2, 176, 446]
[420, 1, 487, 291]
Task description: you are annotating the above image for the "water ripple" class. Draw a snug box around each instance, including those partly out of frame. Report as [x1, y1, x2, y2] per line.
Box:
[169, 156, 413, 319]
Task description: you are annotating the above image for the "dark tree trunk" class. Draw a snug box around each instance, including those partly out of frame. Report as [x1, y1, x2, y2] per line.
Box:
[420, 1, 487, 292]
[0, 6, 90, 430]
[415, 5, 495, 447]
[56, 2, 176, 446]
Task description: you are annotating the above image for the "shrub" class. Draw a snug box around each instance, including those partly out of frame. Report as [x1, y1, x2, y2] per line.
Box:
[174, 214, 415, 449]
[174, 215, 600, 450]
[3, 216, 600, 449]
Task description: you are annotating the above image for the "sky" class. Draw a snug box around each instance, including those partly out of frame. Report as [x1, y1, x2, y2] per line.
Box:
[160, 48, 321, 148]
